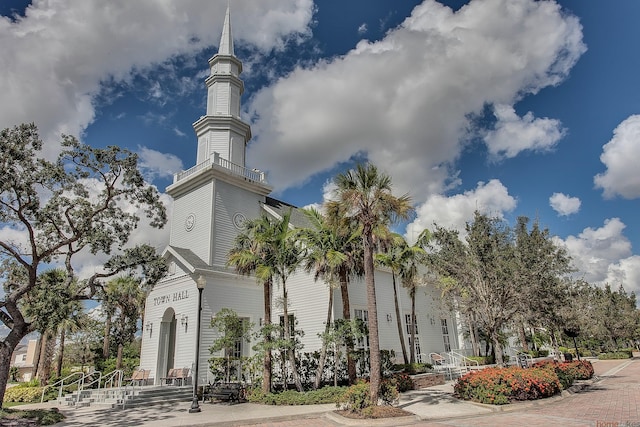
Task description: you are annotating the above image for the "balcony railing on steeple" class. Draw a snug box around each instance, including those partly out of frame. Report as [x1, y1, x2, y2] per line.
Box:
[173, 152, 267, 184]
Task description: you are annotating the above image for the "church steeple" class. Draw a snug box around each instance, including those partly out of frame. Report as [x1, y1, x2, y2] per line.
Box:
[218, 4, 234, 56]
[192, 4, 251, 168]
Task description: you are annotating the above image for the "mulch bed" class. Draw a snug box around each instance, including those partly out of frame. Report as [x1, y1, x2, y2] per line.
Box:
[336, 406, 414, 419]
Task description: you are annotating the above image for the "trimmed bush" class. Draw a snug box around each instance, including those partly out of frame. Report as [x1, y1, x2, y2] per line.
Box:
[379, 378, 399, 405]
[3, 385, 45, 403]
[598, 351, 632, 360]
[392, 363, 432, 374]
[390, 373, 414, 392]
[246, 386, 345, 405]
[527, 349, 549, 358]
[562, 360, 595, 380]
[336, 379, 399, 415]
[532, 359, 594, 389]
[454, 366, 561, 405]
[337, 381, 371, 413]
[467, 356, 493, 365]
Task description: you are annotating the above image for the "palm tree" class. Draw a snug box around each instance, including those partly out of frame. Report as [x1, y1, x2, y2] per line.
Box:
[55, 311, 89, 377]
[299, 207, 361, 388]
[323, 202, 364, 385]
[228, 215, 275, 393]
[328, 162, 413, 403]
[228, 210, 304, 392]
[103, 276, 145, 370]
[399, 236, 427, 364]
[375, 233, 410, 365]
[23, 268, 79, 385]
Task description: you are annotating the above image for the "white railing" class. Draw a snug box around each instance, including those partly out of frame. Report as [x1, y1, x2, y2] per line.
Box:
[448, 351, 480, 370]
[102, 369, 123, 389]
[173, 152, 267, 184]
[40, 369, 124, 405]
[41, 371, 84, 403]
[428, 351, 482, 380]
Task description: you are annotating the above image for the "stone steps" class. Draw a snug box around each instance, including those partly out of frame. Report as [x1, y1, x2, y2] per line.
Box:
[60, 385, 193, 409]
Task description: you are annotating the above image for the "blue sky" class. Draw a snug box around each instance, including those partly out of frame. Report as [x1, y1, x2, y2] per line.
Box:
[1, 0, 639, 298]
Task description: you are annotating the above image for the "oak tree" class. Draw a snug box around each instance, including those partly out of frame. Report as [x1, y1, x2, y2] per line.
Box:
[0, 123, 167, 403]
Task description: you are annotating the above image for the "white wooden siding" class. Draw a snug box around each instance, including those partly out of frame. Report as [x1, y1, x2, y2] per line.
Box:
[198, 274, 263, 384]
[215, 84, 230, 115]
[140, 275, 196, 382]
[209, 131, 230, 160]
[275, 269, 331, 352]
[170, 181, 213, 264]
[212, 180, 264, 267]
[197, 136, 208, 165]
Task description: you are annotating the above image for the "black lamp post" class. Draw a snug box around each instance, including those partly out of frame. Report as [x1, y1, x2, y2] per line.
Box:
[189, 275, 206, 413]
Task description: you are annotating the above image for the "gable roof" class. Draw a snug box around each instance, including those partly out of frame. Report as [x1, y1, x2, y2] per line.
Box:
[162, 246, 209, 273]
[264, 196, 314, 230]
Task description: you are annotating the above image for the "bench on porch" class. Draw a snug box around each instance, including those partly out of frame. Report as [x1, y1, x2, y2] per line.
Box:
[161, 368, 191, 386]
[125, 368, 150, 386]
[203, 382, 246, 403]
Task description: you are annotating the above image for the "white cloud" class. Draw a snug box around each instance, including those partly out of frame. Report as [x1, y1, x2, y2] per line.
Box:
[604, 255, 640, 298]
[549, 192, 581, 216]
[0, 0, 314, 156]
[173, 127, 187, 138]
[248, 0, 585, 203]
[406, 179, 517, 241]
[137, 146, 185, 181]
[594, 115, 640, 199]
[555, 218, 640, 299]
[554, 218, 632, 285]
[483, 104, 565, 159]
[301, 179, 337, 212]
[357, 23, 368, 35]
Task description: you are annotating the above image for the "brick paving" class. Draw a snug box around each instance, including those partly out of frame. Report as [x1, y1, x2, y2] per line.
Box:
[242, 358, 640, 427]
[413, 358, 640, 427]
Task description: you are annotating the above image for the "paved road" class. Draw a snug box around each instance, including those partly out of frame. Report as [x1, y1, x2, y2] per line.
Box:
[15, 358, 638, 426]
[240, 358, 640, 427]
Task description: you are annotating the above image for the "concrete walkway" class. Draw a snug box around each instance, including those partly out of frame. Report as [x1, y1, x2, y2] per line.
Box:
[14, 358, 638, 427]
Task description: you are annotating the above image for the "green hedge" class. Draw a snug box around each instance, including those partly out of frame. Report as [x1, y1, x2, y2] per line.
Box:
[598, 351, 632, 360]
[3, 386, 45, 404]
[467, 356, 494, 365]
[246, 386, 346, 405]
[336, 379, 398, 416]
[392, 362, 432, 374]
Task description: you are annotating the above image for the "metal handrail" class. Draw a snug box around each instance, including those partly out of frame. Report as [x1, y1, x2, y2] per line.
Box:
[514, 350, 534, 368]
[102, 369, 123, 389]
[41, 371, 84, 403]
[449, 351, 480, 368]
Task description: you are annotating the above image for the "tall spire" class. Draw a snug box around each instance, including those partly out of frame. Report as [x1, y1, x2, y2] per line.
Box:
[191, 3, 250, 170]
[218, 3, 234, 56]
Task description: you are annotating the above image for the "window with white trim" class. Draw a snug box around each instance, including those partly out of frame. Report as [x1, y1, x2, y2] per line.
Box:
[228, 317, 250, 358]
[354, 309, 369, 350]
[404, 314, 419, 335]
[441, 318, 451, 352]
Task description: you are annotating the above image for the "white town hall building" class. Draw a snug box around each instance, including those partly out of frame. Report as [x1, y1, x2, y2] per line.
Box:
[139, 6, 458, 386]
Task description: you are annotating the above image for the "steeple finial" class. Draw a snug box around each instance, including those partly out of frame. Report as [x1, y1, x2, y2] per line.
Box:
[218, 3, 234, 56]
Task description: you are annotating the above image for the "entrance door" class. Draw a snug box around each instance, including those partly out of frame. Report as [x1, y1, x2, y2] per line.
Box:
[156, 308, 177, 384]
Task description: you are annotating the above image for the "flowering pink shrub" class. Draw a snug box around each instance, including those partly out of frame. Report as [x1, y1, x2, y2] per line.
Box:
[390, 373, 414, 392]
[532, 359, 594, 389]
[454, 365, 562, 405]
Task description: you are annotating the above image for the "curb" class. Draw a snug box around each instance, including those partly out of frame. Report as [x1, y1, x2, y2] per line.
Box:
[325, 411, 420, 426]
